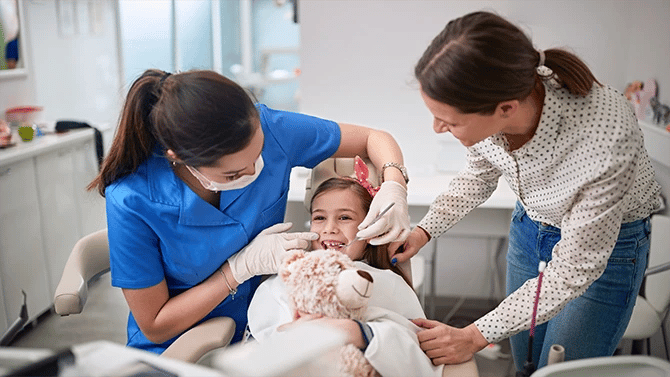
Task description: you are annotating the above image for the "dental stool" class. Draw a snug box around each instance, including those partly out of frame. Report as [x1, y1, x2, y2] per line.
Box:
[53, 229, 236, 365]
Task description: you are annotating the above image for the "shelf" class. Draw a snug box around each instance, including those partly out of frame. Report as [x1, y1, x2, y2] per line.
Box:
[639, 120, 670, 169]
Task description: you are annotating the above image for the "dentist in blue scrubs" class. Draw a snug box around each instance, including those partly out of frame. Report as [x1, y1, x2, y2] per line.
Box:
[88, 69, 410, 354]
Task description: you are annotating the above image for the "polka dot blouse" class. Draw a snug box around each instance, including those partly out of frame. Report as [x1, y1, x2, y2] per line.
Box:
[417, 81, 664, 344]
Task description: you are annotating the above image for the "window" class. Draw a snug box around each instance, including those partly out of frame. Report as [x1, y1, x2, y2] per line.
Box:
[119, 0, 299, 111]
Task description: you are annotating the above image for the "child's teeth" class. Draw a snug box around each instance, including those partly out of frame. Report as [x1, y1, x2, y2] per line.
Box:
[322, 240, 344, 249]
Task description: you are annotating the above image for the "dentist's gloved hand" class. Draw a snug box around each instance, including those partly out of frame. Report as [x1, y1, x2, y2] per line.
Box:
[356, 181, 410, 245]
[228, 222, 318, 284]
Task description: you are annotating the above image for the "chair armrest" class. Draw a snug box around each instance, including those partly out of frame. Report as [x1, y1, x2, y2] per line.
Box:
[442, 358, 479, 377]
[161, 316, 236, 364]
[645, 261, 670, 276]
[54, 229, 110, 315]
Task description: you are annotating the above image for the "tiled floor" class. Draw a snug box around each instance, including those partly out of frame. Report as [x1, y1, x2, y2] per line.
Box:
[10, 274, 127, 350]
[9, 275, 517, 376]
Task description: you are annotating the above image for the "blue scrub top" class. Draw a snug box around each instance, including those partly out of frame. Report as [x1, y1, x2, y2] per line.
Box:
[106, 104, 340, 353]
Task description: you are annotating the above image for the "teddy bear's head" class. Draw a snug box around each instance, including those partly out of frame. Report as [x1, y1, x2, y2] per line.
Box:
[280, 249, 374, 321]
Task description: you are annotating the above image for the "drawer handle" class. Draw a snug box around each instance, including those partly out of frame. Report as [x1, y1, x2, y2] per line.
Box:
[0, 168, 10, 177]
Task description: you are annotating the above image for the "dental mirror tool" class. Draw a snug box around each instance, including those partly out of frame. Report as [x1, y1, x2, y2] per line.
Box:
[516, 260, 547, 377]
[344, 202, 395, 249]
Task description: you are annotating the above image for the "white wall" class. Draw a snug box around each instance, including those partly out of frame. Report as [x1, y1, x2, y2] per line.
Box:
[298, 0, 670, 299]
[0, 0, 123, 152]
[299, 0, 669, 175]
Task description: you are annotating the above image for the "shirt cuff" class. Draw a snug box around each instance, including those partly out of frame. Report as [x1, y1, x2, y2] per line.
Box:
[417, 217, 437, 239]
[354, 320, 374, 351]
[474, 310, 508, 344]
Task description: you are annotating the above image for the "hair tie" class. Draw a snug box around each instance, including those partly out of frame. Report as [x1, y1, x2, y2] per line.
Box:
[159, 72, 172, 88]
[537, 49, 545, 67]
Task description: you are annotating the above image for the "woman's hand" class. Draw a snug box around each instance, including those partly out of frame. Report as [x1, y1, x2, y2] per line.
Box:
[388, 226, 431, 264]
[356, 181, 410, 245]
[228, 222, 318, 283]
[411, 319, 488, 365]
[333, 124, 408, 245]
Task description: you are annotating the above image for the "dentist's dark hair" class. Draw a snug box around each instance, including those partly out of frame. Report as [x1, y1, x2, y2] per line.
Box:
[311, 178, 412, 287]
[89, 69, 259, 196]
[415, 11, 601, 115]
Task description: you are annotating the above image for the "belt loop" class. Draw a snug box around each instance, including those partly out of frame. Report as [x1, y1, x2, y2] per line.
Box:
[644, 216, 652, 236]
[513, 201, 526, 222]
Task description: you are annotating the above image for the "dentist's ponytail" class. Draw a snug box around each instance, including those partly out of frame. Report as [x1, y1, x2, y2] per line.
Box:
[88, 70, 163, 196]
[88, 69, 258, 196]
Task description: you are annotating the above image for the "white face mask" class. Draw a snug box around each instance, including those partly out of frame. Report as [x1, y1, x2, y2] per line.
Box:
[185, 155, 264, 192]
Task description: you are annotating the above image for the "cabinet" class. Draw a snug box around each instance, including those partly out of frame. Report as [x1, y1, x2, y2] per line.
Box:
[0, 129, 106, 335]
[0, 158, 52, 330]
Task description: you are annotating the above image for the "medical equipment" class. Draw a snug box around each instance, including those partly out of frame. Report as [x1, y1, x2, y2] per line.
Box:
[621, 214, 670, 359]
[516, 261, 546, 377]
[4, 348, 75, 376]
[531, 355, 670, 377]
[53, 229, 236, 364]
[0, 291, 28, 346]
[343, 202, 395, 249]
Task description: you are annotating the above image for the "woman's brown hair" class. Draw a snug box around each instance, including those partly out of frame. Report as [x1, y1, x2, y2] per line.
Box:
[310, 177, 412, 287]
[88, 69, 259, 196]
[415, 11, 601, 114]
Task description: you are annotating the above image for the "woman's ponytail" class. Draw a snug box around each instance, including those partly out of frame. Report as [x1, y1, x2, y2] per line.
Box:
[89, 68, 258, 196]
[88, 69, 165, 196]
[542, 49, 601, 96]
[415, 11, 602, 114]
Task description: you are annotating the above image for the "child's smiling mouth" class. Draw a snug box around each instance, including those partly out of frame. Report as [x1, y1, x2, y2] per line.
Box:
[321, 240, 346, 250]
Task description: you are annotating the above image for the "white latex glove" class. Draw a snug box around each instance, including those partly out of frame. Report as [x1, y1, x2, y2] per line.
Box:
[228, 222, 318, 283]
[356, 181, 410, 245]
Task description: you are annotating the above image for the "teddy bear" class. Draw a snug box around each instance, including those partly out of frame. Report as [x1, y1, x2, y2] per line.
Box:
[280, 248, 379, 377]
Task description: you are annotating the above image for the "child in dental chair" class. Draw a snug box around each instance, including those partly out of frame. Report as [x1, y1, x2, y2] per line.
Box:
[247, 159, 445, 377]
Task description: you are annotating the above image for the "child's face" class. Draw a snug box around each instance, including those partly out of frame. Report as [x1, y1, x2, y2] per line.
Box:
[310, 188, 368, 261]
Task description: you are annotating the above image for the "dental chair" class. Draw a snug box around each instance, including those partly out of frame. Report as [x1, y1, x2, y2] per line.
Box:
[621, 214, 670, 359]
[530, 355, 670, 376]
[53, 229, 236, 364]
[305, 158, 479, 377]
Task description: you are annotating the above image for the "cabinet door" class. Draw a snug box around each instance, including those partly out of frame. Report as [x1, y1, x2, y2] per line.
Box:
[0, 160, 52, 327]
[71, 140, 106, 237]
[34, 148, 82, 295]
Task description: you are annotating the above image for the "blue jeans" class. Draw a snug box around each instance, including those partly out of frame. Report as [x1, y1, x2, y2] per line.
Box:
[506, 202, 650, 370]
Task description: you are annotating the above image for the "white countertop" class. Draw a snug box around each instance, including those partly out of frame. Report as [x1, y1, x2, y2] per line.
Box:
[288, 167, 517, 209]
[0, 129, 95, 168]
[639, 120, 670, 169]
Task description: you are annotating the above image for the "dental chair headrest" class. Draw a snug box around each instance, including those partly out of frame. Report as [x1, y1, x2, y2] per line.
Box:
[303, 157, 380, 211]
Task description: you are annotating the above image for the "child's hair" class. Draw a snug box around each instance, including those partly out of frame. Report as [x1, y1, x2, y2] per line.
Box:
[310, 177, 412, 287]
[88, 69, 259, 196]
[415, 11, 601, 115]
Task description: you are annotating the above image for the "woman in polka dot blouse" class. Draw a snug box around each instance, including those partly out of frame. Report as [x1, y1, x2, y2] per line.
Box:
[391, 11, 665, 370]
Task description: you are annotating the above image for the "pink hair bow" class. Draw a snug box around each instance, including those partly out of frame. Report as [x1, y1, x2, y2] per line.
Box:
[353, 156, 380, 197]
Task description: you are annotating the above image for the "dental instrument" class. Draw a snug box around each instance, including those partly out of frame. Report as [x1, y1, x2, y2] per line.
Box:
[343, 202, 395, 249]
[516, 260, 546, 377]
